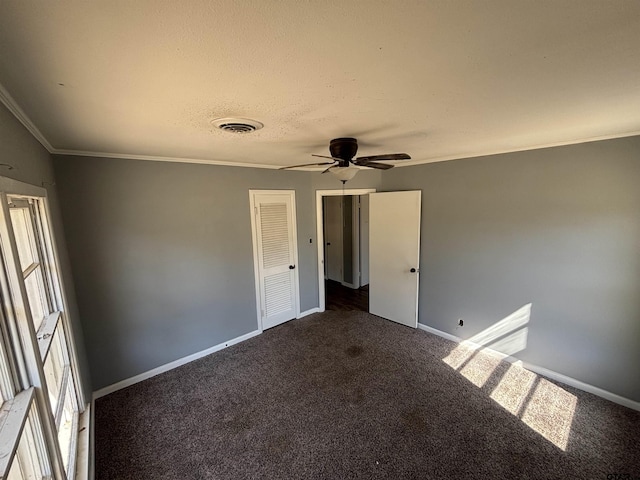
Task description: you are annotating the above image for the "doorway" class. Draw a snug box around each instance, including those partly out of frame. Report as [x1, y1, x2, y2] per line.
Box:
[316, 189, 376, 312]
[323, 195, 370, 311]
[316, 189, 422, 327]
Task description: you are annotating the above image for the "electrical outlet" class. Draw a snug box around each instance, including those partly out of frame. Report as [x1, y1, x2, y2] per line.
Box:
[458, 319, 464, 327]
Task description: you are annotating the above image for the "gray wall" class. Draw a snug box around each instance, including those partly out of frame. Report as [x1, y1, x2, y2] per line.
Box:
[382, 136, 640, 401]
[53, 138, 640, 403]
[0, 103, 91, 397]
[52, 156, 382, 390]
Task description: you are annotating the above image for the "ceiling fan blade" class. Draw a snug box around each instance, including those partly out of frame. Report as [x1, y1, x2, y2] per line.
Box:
[312, 154, 344, 162]
[355, 153, 411, 162]
[279, 161, 336, 170]
[358, 162, 394, 170]
[321, 166, 334, 174]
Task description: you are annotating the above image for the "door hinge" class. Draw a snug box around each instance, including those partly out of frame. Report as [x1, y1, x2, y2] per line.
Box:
[254, 206, 258, 216]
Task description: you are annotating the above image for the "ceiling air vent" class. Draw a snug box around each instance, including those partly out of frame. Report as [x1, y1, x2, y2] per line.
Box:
[211, 117, 264, 133]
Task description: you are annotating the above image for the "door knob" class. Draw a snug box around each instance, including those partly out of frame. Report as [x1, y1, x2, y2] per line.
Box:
[289, 265, 296, 270]
[410, 268, 417, 273]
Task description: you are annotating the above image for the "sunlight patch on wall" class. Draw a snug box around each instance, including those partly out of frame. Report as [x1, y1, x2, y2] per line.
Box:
[443, 304, 531, 386]
[467, 304, 531, 349]
[487, 326, 528, 356]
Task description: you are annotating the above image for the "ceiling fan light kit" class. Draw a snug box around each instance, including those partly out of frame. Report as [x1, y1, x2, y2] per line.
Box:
[279, 137, 411, 183]
[329, 166, 360, 183]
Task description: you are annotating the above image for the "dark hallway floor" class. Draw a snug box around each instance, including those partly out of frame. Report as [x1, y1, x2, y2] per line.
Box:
[325, 280, 369, 312]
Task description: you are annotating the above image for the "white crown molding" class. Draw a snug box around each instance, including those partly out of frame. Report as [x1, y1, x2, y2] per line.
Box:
[51, 148, 284, 170]
[392, 129, 640, 168]
[3, 80, 640, 171]
[51, 128, 640, 171]
[0, 83, 54, 152]
[40, 130, 640, 171]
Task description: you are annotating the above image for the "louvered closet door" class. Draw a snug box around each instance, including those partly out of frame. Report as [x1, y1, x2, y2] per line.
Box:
[252, 192, 299, 330]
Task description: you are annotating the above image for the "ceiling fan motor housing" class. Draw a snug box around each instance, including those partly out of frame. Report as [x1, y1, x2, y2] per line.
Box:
[330, 137, 358, 166]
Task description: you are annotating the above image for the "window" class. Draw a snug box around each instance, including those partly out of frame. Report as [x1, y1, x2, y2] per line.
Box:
[3, 394, 52, 479]
[0, 179, 87, 480]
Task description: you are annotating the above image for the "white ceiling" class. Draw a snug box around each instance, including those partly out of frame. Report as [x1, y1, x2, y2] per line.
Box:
[1, 1, 639, 169]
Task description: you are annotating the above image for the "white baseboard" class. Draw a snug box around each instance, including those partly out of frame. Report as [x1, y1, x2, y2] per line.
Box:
[92, 329, 261, 399]
[297, 307, 320, 319]
[520, 362, 640, 411]
[418, 323, 523, 364]
[417, 323, 462, 344]
[417, 323, 640, 412]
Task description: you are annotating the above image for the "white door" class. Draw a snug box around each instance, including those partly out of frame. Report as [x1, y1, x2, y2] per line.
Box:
[250, 191, 300, 330]
[323, 196, 343, 282]
[369, 191, 421, 328]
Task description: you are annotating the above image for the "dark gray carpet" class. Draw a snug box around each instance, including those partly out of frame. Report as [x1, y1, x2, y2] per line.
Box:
[95, 311, 640, 479]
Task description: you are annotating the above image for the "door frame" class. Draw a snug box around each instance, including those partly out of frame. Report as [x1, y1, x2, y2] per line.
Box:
[316, 189, 376, 312]
[338, 196, 361, 290]
[249, 189, 300, 331]
[322, 196, 344, 284]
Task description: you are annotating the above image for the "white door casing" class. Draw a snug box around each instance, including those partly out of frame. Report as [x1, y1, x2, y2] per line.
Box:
[323, 196, 343, 282]
[359, 195, 370, 287]
[342, 196, 361, 290]
[369, 190, 422, 328]
[250, 190, 300, 330]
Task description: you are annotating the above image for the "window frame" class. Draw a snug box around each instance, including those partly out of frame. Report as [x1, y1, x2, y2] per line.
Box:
[0, 176, 87, 480]
[0, 388, 52, 479]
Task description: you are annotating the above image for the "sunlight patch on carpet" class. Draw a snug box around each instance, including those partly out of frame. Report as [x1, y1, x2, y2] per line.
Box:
[490, 364, 537, 415]
[459, 351, 503, 387]
[441, 304, 576, 450]
[521, 378, 577, 450]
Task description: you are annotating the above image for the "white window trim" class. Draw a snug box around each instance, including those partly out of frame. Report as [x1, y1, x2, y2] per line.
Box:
[37, 311, 61, 360]
[0, 388, 36, 476]
[0, 176, 89, 479]
[0, 178, 86, 408]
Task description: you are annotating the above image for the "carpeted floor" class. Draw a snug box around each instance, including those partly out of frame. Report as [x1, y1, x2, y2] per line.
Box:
[95, 311, 640, 479]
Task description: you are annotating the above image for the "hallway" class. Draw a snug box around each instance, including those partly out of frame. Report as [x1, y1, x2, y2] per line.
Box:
[325, 280, 369, 312]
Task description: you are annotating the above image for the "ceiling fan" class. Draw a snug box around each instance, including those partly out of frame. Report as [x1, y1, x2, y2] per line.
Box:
[280, 137, 411, 183]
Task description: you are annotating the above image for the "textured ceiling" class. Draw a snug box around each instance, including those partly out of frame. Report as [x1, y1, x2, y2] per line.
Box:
[1, 0, 639, 169]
